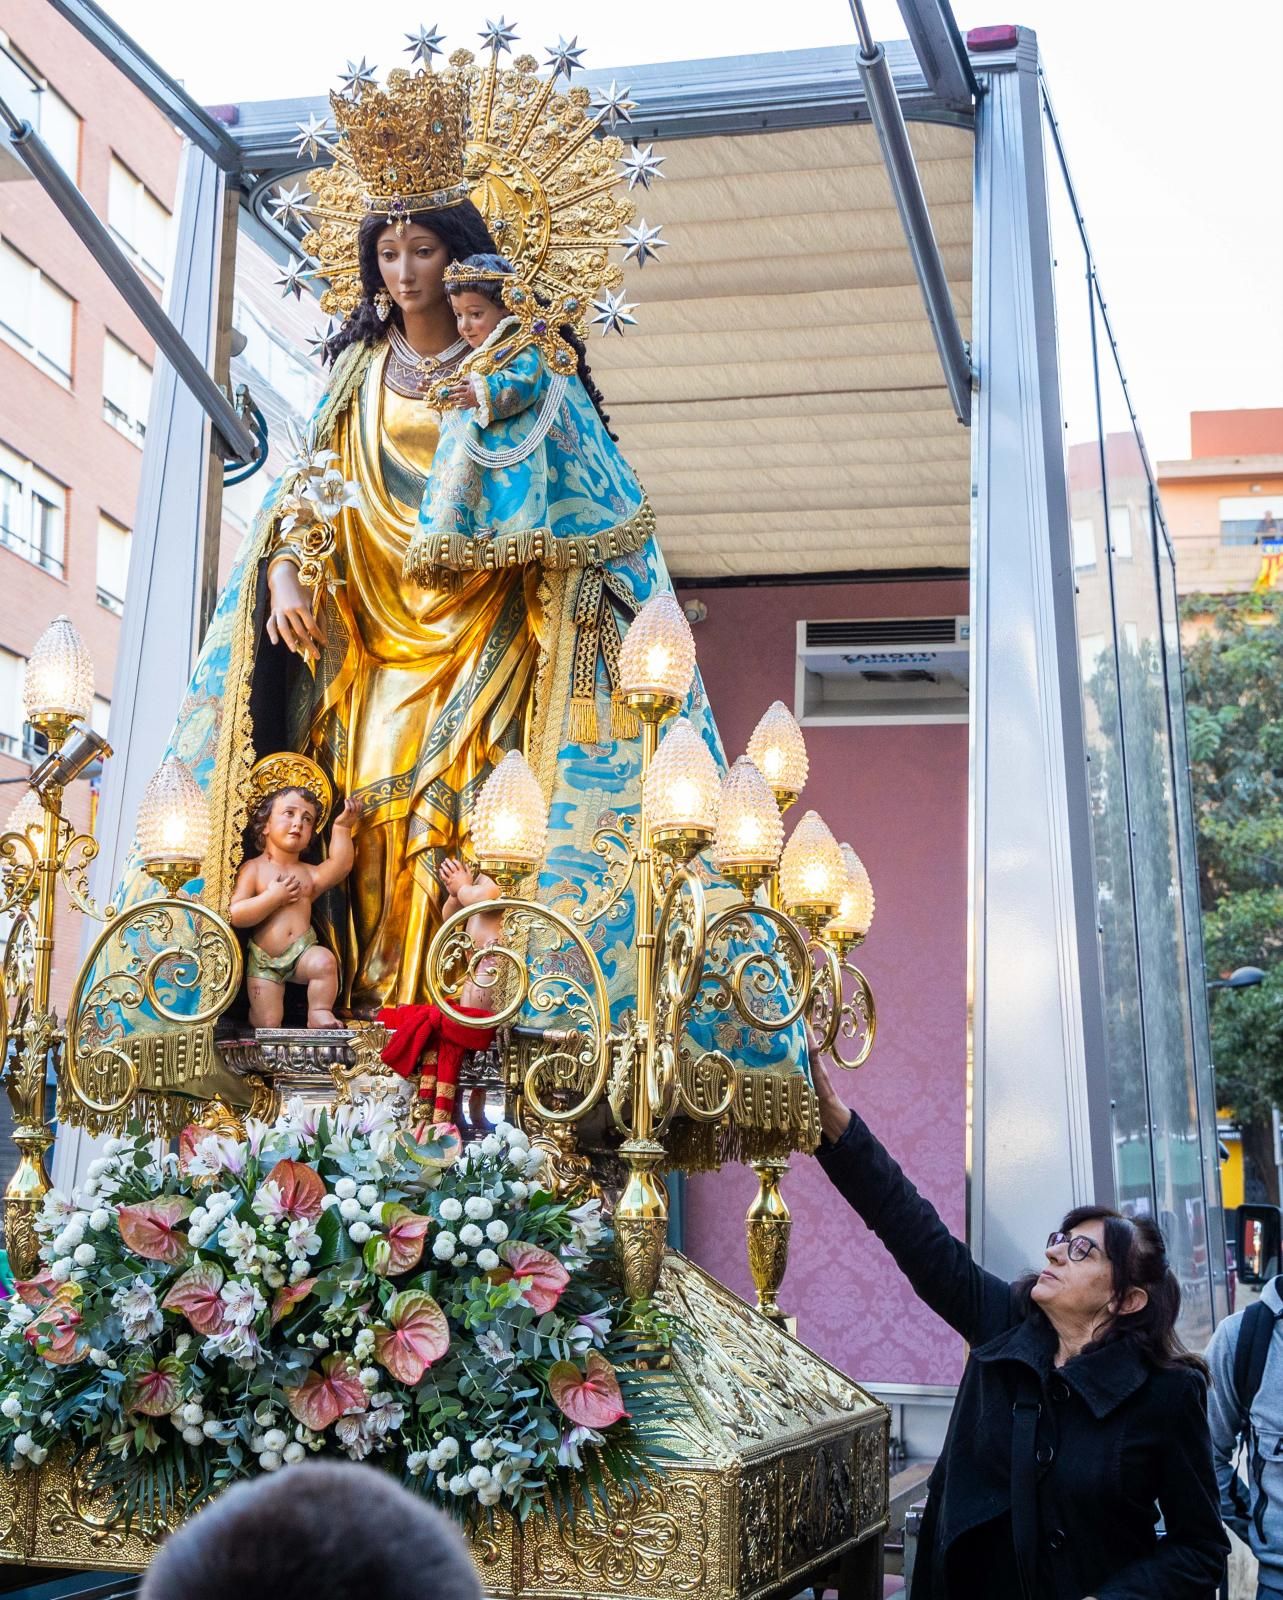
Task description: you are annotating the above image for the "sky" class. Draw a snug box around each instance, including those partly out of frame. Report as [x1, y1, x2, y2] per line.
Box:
[101, 0, 1283, 463]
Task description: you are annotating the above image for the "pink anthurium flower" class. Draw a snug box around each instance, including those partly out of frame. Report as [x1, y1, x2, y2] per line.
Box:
[161, 1260, 227, 1335]
[124, 1356, 184, 1417]
[254, 1159, 325, 1222]
[270, 1278, 317, 1327]
[371, 1204, 430, 1276]
[496, 1239, 570, 1314]
[117, 1197, 194, 1264]
[284, 1354, 368, 1432]
[372, 1291, 450, 1385]
[548, 1351, 630, 1430]
[24, 1286, 88, 1367]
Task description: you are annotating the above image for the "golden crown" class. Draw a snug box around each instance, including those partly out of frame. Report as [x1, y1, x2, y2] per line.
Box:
[288, 28, 665, 326]
[442, 259, 515, 288]
[329, 69, 470, 221]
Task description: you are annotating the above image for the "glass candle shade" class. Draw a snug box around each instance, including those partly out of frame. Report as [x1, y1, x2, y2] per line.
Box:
[644, 718, 720, 846]
[473, 751, 547, 869]
[136, 758, 210, 869]
[779, 808, 845, 918]
[4, 788, 49, 855]
[712, 756, 784, 873]
[619, 594, 697, 706]
[828, 842, 876, 940]
[23, 615, 93, 733]
[746, 700, 809, 801]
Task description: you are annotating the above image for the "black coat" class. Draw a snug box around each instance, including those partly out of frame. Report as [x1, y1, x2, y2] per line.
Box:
[817, 1111, 1229, 1600]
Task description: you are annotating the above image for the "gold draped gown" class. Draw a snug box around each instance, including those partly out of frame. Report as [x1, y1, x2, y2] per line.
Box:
[294, 345, 542, 1012]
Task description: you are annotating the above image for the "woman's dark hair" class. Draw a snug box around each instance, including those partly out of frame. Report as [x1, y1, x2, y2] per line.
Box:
[324, 201, 498, 363]
[1017, 1204, 1208, 1379]
[324, 205, 619, 440]
[444, 252, 515, 308]
[248, 786, 322, 853]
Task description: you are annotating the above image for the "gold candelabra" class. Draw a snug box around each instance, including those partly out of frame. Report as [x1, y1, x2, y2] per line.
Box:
[0, 618, 232, 1276]
[425, 597, 880, 1313]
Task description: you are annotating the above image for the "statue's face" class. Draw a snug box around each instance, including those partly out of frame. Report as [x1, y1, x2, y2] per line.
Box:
[266, 790, 317, 853]
[376, 223, 448, 313]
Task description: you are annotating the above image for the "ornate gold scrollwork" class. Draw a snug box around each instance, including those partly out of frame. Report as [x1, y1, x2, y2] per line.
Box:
[806, 942, 877, 1070]
[64, 899, 243, 1119]
[697, 903, 813, 1034]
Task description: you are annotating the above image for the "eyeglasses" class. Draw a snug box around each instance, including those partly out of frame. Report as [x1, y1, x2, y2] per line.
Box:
[1047, 1230, 1102, 1263]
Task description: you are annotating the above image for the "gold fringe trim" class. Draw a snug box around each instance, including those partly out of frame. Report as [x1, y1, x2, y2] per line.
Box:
[404, 497, 656, 583]
[610, 694, 639, 740]
[666, 1069, 820, 1173]
[568, 697, 599, 744]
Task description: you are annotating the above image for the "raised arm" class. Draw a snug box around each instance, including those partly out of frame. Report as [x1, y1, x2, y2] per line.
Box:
[812, 1053, 1015, 1347]
[310, 799, 360, 895]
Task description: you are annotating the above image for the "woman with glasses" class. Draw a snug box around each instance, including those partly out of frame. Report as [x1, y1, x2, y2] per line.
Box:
[810, 1053, 1228, 1599]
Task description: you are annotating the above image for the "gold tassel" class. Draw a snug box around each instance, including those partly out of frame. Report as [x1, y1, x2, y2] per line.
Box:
[611, 694, 640, 740]
[569, 696, 601, 745]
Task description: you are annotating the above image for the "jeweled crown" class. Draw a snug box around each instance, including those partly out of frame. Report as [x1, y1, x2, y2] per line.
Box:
[330, 68, 470, 220]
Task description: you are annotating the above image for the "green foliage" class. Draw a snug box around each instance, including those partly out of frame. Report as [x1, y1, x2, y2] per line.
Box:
[1181, 592, 1283, 1119]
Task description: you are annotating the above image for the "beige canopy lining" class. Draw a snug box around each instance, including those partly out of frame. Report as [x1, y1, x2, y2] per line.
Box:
[588, 118, 974, 578]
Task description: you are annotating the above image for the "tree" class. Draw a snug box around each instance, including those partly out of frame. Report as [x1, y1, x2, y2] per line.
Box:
[1182, 591, 1283, 1199]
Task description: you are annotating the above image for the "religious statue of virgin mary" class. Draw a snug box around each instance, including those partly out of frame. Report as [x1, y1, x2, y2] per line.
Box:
[109, 34, 813, 1142]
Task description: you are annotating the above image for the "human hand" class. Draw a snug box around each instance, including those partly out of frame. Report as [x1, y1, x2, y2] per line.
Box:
[266, 561, 327, 661]
[269, 871, 302, 906]
[807, 1034, 853, 1146]
[446, 379, 475, 409]
[333, 798, 361, 831]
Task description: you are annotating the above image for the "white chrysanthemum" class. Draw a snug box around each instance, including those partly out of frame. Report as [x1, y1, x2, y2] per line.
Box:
[458, 1224, 484, 1248]
[432, 1232, 457, 1260]
[438, 1198, 463, 1222]
[464, 1196, 493, 1221]
[476, 1248, 500, 1272]
[485, 1219, 508, 1243]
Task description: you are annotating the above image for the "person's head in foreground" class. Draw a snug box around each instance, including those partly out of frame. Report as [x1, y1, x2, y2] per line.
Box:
[139, 1461, 483, 1600]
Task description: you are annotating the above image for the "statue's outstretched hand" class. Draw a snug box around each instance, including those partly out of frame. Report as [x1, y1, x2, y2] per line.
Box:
[267, 561, 327, 662]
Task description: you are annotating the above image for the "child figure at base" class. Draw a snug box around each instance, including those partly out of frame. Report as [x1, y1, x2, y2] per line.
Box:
[229, 787, 359, 1028]
[378, 858, 502, 1125]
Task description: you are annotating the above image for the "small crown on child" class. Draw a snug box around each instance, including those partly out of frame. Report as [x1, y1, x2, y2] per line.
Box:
[443, 260, 515, 289]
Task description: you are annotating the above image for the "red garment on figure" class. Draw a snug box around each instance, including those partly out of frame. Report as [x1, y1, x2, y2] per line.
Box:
[378, 1003, 496, 1120]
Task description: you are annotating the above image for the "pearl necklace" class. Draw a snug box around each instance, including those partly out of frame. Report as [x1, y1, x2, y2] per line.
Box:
[386, 326, 469, 395]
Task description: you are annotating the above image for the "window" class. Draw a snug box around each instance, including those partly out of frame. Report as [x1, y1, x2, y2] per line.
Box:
[0, 39, 80, 179]
[1071, 517, 1096, 570]
[1220, 494, 1283, 547]
[102, 334, 151, 444]
[91, 696, 111, 737]
[0, 649, 24, 758]
[1109, 504, 1133, 561]
[107, 158, 171, 286]
[96, 514, 130, 614]
[0, 239, 73, 385]
[0, 443, 65, 578]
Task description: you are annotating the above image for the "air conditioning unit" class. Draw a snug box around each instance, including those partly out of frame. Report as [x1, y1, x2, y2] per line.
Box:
[795, 615, 970, 726]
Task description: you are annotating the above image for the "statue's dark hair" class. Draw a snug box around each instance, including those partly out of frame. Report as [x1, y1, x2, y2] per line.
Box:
[139, 1461, 483, 1600]
[248, 786, 322, 852]
[324, 207, 617, 440]
[323, 201, 498, 363]
[444, 252, 516, 307]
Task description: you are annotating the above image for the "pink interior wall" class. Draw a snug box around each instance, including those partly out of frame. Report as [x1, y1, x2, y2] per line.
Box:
[680, 577, 969, 1388]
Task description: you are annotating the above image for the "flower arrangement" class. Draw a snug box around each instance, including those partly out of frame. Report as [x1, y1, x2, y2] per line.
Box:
[0, 1100, 676, 1526]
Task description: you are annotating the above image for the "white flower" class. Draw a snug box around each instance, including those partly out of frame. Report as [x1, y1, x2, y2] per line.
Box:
[467, 1464, 491, 1489]
[353, 1328, 376, 1361]
[451, 1252, 468, 1267]
[476, 1248, 500, 1272]
[458, 1224, 484, 1249]
[187, 1133, 246, 1179]
[49, 1259, 73, 1282]
[357, 1185, 379, 1207]
[85, 1159, 109, 1179]
[1, 1396, 22, 1420]
[360, 1367, 380, 1391]
[88, 1348, 110, 1367]
[89, 1209, 112, 1233]
[38, 1189, 77, 1230]
[202, 1418, 223, 1438]
[283, 1441, 306, 1465]
[285, 1218, 321, 1261]
[334, 1178, 358, 1201]
[508, 1180, 529, 1202]
[182, 1425, 205, 1446]
[73, 1243, 96, 1267]
[263, 1265, 286, 1289]
[181, 1402, 204, 1426]
[259, 1450, 283, 1471]
[557, 1424, 605, 1470]
[505, 1128, 530, 1151]
[407, 1450, 430, 1475]
[12, 1434, 32, 1457]
[220, 1278, 266, 1327]
[112, 1279, 163, 1341]
[348, 1222, 372, 1244]
[312, 1332, 330, 1350]
[174, 1334, 192, 1359]
[432, 1232, 457, 1260]
[477, 1483, 502, 1507]
[480, 1136, 502, 1158]
[567, 1198, 606, 1248]
[206, 1190, 237, 1218]
[290, 1259, 311, 1281]
[437, 1436, 460, 1460]
[262, 1428, 288, 1454]
[338, 1197, 362, 1222]
[470, 1438, 495, 1461]
[464, 1196, 493, 1221]
[219, 1217, 261, 1274]
[448, 1473, 470, 1496]
[27, 1445, 47, 1467]
[485, 1219, 508, 1243]
[438, 1198, 463, 1223]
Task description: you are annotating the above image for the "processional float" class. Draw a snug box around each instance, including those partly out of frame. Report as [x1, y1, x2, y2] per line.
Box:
[0, 28, 890, 1598]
